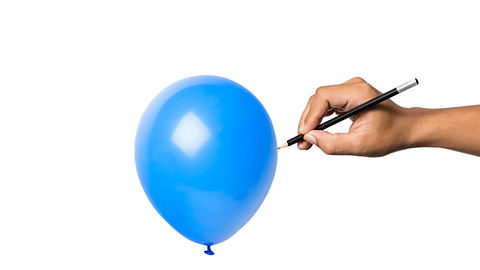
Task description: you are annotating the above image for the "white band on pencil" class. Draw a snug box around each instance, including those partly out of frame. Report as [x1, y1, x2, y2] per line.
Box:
[396, 79, 419, 93]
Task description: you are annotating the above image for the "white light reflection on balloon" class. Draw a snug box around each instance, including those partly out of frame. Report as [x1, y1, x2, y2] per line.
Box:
[171, 112, 212, 157]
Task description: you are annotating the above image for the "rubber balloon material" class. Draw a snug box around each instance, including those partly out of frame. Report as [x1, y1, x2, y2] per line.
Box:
[204, 245, 214, 255]
[135, 75, 277, 247]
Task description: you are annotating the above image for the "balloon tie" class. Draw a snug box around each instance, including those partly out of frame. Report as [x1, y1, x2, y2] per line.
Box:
[204, 245, 214, 255]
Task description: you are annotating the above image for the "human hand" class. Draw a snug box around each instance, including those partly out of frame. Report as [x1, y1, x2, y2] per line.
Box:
[297, 77, 415, 157]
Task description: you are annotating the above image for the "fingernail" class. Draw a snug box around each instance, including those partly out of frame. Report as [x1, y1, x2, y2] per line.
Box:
[299, 121, 305, 133]
[303, 133, 316, 145]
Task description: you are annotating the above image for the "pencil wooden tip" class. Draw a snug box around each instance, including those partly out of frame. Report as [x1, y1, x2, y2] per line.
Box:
[277, 142, 288, 149]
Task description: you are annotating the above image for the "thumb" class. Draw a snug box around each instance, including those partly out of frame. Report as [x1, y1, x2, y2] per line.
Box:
[303, 130, 359, 155]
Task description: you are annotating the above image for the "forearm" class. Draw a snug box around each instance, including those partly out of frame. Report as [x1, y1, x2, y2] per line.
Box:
[406, 105, 480, 156]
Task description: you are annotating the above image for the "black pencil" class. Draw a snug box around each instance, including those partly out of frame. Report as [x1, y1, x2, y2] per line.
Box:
[277, 78, 419, 149]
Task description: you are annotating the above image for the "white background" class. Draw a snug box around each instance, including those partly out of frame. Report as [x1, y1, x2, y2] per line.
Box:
[1, 1, 479, 269]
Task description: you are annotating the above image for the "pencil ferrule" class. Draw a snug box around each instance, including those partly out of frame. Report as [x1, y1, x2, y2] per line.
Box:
[396, 78, 419, 93]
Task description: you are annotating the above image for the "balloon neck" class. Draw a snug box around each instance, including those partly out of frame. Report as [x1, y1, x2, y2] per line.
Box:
[204, 245, 214, 255]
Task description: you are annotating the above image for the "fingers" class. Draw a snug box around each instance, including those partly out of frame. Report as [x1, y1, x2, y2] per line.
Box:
[303, 130, 360, 155]
[298, 95, 315, 150]
[298, 95, 315, 134]
[301, 82, 377, 134]
[297, 77, 378, 152]
[297, 81, 360, 134]
[298, 139, 311, 150]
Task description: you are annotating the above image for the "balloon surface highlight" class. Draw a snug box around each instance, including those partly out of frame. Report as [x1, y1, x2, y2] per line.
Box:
[135, 76, 277, 252]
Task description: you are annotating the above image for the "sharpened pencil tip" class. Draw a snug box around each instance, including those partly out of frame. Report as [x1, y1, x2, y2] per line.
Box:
[277, 142, 288, 149]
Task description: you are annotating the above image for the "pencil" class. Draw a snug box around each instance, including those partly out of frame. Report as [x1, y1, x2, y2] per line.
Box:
[277, 78, 419, 149]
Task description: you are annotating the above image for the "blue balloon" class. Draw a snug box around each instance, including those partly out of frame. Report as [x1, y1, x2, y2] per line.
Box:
[135, 76, 277, 254]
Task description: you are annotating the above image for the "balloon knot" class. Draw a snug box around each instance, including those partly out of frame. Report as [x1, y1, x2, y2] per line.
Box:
[204, 245, 214, 255]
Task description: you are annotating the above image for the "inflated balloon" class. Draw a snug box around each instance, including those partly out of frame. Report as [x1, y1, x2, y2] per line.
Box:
[135, 76, 277, 255]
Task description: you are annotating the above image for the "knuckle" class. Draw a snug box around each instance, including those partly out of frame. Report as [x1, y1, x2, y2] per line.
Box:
[352, 77, 365, 83]
[358, 82, 376, 95]
[359, 82, 370, 90]
[315, 86, 327, 95]
[324, 143, 334, 155]
[303, 114, 314, 126]
[324, 138, 336, 155]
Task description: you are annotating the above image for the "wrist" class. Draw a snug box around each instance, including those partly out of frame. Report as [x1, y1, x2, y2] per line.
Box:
[403, 107, 443, 149]
[398, 105, 480, 156]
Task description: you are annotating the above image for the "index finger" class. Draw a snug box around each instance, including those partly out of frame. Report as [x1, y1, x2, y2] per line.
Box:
[302, 82, 374, 133]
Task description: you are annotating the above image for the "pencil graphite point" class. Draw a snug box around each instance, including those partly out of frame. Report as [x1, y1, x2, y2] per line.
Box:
[277, 142, 288, 149]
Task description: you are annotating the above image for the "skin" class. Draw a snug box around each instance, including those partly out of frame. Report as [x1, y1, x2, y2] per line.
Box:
[297, 77, 480, 157]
